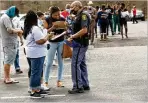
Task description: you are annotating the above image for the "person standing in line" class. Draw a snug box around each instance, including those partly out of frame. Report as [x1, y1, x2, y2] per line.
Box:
[95, 6, 99, 38]
[87, 5, 97, 45]
[106, 5, 114, 36]
[0, 6, 23, 84]
[113, 4, 120, 34]
[97, 5, 108, 41]
[118, 3, 128, 39]
[12, 15, 24, 74]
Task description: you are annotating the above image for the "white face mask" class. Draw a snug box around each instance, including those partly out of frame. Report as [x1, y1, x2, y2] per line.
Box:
[66, 9, 70, 13]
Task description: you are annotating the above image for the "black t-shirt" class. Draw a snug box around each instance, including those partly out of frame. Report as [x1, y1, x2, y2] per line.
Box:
[45, 16, 65, 42]
[106, 8, 113, 19]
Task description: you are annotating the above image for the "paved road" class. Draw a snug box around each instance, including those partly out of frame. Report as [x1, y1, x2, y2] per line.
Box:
[0, 21, 147, 102]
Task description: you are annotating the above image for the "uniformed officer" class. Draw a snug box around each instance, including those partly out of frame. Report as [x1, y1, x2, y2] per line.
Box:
[67, 1, 90, 94]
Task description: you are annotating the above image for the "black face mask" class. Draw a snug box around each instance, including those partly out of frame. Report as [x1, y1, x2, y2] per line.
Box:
[70, 10, 77, 15]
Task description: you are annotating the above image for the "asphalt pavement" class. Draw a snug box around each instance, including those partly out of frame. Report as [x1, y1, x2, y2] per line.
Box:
[0, 21, 147, 102]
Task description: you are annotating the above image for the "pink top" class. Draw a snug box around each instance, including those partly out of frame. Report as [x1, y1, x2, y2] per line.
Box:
[133, 8, 136, 16]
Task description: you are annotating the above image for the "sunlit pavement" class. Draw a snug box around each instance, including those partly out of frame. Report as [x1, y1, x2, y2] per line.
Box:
[0, 21, 147, 102]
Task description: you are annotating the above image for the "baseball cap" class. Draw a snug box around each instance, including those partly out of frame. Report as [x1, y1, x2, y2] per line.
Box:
[15, 7, 19, 17]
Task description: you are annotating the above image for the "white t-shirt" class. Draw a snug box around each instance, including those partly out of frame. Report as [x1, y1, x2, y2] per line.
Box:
[25, 26, 47, 58]
[12, 17, 22, 42]
[121, 11, 129, 18]
[12, 17, 21, 29]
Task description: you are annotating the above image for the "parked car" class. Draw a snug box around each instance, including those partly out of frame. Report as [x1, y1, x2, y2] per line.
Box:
[129, 9, 145, 21]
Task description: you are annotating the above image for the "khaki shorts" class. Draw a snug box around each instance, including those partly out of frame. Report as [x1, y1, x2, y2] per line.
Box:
[3, 45, 17, 65]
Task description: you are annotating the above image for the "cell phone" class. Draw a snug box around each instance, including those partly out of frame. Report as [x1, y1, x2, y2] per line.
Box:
[47, 44, 50, 50]
[21, 27, 24, 31]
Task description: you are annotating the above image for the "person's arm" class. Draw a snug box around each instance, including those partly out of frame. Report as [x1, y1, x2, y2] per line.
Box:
[43, 20, 55, 33]
[91, 10, 97, 19]
[31, 26, 53, 45]
[18, 33, 24, 46]
[3, 17, 23, 34]
[36, 34, 53, 45]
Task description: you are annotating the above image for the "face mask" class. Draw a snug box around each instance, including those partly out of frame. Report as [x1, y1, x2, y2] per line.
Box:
[40, 20, 43, 25]
[71, 10, 77, 15]
[66, 9, 70, 14]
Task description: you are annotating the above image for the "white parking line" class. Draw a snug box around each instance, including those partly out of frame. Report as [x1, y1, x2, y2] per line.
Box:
[1, 75, 71, 80]
[0, 94, 66, 99]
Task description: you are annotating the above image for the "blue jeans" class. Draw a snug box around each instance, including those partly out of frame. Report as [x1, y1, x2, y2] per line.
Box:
[44, 41, 64, 83]
[29, 56, 45, 90]
[14, 41, 20, 70]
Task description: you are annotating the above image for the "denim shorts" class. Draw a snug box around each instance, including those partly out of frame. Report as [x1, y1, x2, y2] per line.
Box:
[3, 45, 17, 65]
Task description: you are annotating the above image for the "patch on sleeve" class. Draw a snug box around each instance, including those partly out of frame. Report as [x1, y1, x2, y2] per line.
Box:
[82, 14, 87, 20]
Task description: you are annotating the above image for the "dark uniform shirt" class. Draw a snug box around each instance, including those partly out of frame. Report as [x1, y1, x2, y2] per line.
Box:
[72, 10, 90, 47]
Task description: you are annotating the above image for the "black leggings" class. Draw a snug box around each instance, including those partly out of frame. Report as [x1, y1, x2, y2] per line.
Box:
[120, 20, 128, 35]
[100, 23, 107, 33]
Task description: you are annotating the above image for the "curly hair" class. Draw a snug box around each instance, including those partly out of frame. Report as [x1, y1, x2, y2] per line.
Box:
[23, 10, 38, 39]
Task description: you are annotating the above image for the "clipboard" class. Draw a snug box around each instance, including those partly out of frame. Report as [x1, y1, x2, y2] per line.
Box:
[51, 31, 67, 40]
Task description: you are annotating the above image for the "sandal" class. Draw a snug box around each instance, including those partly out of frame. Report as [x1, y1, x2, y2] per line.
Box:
[4, 78, 19, 84]
[57, 81, 64, 87]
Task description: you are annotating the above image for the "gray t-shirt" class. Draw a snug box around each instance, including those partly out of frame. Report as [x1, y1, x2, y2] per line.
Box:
[0, 14, 17, 47]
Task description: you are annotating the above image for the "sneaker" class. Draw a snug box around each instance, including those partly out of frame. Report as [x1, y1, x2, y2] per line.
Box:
[68, 88, 84, 94]
[38, 89, 49, 96]
[41, 84, 50, 91]
[90, 42, 94, 45]
[112, 32, 114, 35]
[30, 92, 43, 98]
[83, 86, 90, 90]
[52, 60, 57, 66]
[28, 88, 31, 94]
[100, 39, 104, 41]
[16, 69, 23, 74]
